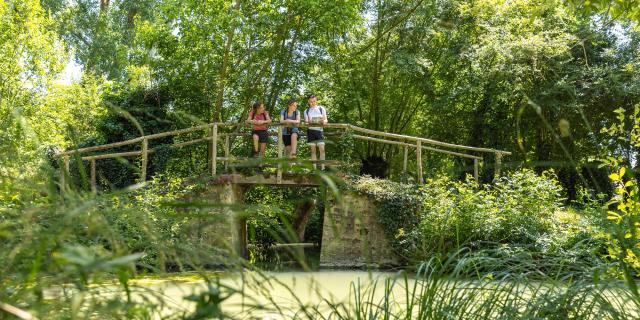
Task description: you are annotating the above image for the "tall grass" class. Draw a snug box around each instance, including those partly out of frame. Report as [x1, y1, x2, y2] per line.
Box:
[2, 165, 640, 319]
[149, 250, 639, 319]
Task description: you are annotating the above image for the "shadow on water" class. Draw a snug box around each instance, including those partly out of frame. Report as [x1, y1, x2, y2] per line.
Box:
[250, 244, 322, 271]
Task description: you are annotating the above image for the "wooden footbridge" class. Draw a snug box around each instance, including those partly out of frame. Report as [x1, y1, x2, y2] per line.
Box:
[56, 122, 511, 192]
[55, 122, 511, 266]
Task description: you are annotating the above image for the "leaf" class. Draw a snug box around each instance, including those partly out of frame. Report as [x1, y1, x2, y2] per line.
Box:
[104, 253, 144, 269]
[620, 167, 626, 177]
[607, 211, 622, 222]
[609, 173, 620, 181]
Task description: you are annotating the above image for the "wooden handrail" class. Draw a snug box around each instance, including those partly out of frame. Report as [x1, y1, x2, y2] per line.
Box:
[82, 151, 142, 161]
[352, 135, 483, 160]
[58, 121, 509, 190]
[61, 137, 145, 156]
[59, 122, 509, 157]
[60, 122, 241, 156]
[347, 124, 511, 155]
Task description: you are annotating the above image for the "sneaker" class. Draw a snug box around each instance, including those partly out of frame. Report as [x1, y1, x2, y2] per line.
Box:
[252, 151, 259, 158]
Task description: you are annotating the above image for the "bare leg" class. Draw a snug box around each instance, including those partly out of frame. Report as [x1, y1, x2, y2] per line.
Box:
[319, 144, 326, 170]
[252, 134, 259, 155]
[291, 133, 298, 156]
[285, 146, 292, 157]
[310, 144, 317, 169]
[259, 143, 267, 158]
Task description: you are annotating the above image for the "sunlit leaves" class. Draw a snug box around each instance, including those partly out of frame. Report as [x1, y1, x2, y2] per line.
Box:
[0, 0, 68, 201]
[567, 0, 640, 27]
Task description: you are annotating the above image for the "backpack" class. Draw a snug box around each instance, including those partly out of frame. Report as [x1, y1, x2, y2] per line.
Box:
[304, 106, 325, 120]
[282, 109, 298, 120]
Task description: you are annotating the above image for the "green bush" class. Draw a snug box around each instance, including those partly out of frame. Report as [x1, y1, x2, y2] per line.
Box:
[348, 169, 607, 271]
[347, 176, 422, 259]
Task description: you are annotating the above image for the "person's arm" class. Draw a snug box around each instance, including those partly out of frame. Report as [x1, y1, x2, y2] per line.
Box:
[323, 108, 328, 124]
[246, 112, 255, 124]
[263, 112, 272, 124]
[304, 110, 310, 124]
[294, 110, 301, 124]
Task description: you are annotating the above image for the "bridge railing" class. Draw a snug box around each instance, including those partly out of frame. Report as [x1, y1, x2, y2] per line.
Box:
[56, 122, 510, 192]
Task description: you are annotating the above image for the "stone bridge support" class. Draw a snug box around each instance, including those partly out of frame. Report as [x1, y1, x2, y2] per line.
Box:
[187, 176, 398, 268]
[185, 182, 247, 263]
[320, 191, 399, 268]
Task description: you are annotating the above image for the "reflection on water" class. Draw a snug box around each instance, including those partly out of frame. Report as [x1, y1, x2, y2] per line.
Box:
[251, 245, 321, 271]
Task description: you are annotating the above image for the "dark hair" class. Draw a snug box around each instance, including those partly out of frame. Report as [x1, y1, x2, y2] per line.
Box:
[307, 94, 316, 100]
[252, 101, 263, 113]
[286, 99, 297, 106]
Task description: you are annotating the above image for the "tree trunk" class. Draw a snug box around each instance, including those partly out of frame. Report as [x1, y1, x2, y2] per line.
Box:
[214, 0, 242, 123]
[369, 1, 384, 157]
[100, 0, 110, 13]
[292, 200, 315, 242]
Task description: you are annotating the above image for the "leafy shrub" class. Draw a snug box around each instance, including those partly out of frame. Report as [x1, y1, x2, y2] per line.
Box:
[348, 169, 606, 271]
[347, 175, 422, 259]
[244, 185, 325, 247]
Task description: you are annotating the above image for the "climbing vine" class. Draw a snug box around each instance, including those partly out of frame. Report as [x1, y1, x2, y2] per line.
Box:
[346, 176, 423, 261]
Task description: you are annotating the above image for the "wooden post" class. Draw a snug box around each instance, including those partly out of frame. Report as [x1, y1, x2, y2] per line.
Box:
[495, 152, 502, 180]
[474, 158, 479, 183]
[403, 146, 408, 173]
[416, 140, 423, 184]
[90, 159, 97, 194]
[141, 139, 148, 182]
[211, 124, 218, 176]
[236, 216, 248, 259]
[277, 125, 283, 184]
[224, 134, 230, 171]
[60, 156, 70, 193]
[59, 165, 64, 193]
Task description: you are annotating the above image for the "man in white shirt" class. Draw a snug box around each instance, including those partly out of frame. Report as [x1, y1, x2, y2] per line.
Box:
[304, 95, 328, 170]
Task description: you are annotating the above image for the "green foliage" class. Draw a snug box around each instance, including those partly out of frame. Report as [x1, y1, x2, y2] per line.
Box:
[604, 168, 640, 266]
[0, 0, 66, 200]
[567, 0, 640, 25]
[348, 175, 422, 258]
[349, 170, 606, 272]
[4, 0, 640, 318]
[244, 185, 324, 248]
[70, 85, 186, 190]
[598, 105, 640, 294]
[28, 0, 640, 195]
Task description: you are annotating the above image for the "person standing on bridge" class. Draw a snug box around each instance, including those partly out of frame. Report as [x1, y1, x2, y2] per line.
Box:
[280, 99, 300, 158]
[304, 94, 328, 170]
[246, 101, 271, 158]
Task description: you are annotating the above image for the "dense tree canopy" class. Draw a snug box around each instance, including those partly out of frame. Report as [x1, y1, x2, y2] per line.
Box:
[2, 0, 640, 199]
